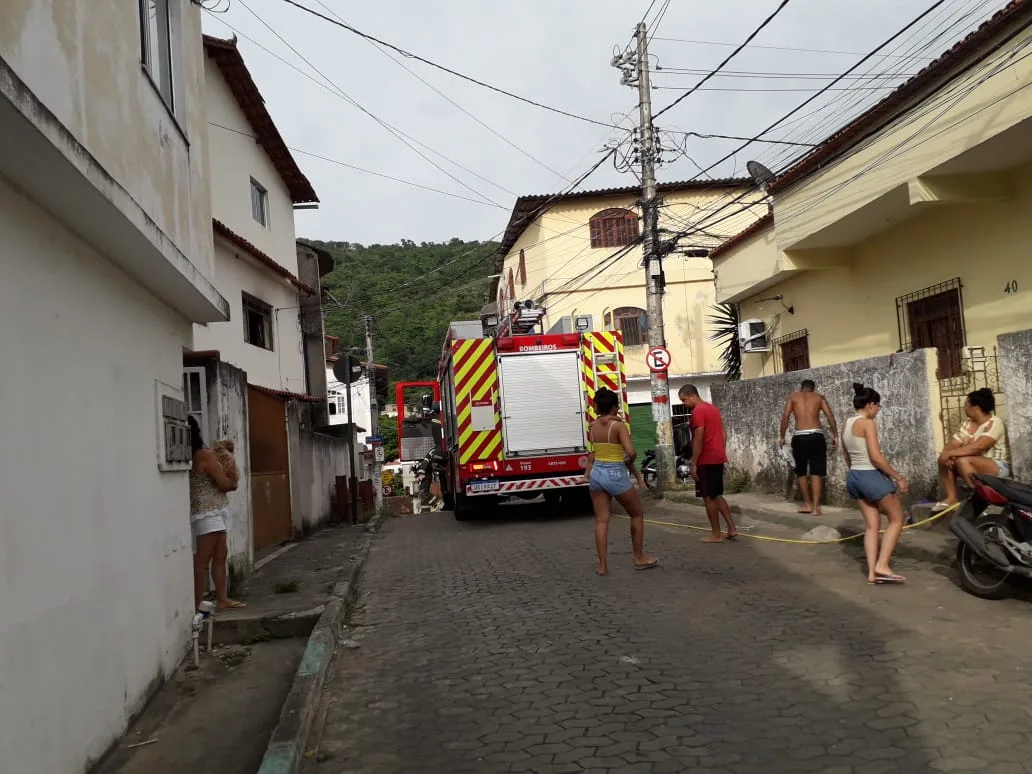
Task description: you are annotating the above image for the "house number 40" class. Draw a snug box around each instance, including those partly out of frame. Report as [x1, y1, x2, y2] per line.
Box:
[1004, 280, 1018, 294]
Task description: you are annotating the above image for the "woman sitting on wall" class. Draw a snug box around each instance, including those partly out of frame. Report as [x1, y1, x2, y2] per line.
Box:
[933, 388, 1010, 513]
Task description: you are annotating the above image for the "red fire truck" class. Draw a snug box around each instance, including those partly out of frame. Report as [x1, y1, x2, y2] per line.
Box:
[396, 306, 631, 519]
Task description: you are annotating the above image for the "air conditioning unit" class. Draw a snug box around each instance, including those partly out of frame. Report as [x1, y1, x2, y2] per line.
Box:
[738, 319, 771, 353]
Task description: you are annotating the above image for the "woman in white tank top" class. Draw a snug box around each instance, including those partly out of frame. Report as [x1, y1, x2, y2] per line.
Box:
[842, 383, 909, 585]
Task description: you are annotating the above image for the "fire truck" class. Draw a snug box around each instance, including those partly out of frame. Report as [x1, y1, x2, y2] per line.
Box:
[396, 302, 631, 519]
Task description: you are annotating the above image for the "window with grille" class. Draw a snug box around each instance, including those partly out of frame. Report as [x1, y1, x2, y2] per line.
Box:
[896, 278, 965, 378]
[589, 208, 639, 248]
[250, 178, 269, 227]
[605, 307, 648, 347]
[242, 293, 274, 350]
[773, 329, 810, 373]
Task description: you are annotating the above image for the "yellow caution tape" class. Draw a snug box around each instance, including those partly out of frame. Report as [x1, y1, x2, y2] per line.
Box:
[617, 501, 962, 545]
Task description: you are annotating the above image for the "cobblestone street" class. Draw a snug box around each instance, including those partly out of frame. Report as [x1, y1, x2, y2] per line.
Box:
[306, 505, 1032, 774]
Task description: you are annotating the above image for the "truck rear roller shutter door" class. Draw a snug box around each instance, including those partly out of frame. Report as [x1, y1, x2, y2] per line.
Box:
[498, 351, 585, 456]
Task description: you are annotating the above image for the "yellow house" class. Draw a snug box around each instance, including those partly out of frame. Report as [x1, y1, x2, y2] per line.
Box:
[712, 1, 1032, 443]
[492, 179, 763, 442]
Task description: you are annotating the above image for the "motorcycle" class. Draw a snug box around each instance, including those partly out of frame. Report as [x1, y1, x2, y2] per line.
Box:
[949, 473, 1032, 599]
[641, 450, 692, 489]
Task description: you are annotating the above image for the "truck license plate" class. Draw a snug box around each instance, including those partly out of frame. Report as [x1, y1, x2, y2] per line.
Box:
[469, 479, 500, 494]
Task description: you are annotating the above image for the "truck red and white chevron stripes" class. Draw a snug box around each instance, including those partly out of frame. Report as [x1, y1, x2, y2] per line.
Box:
[493, 476, 584, 493]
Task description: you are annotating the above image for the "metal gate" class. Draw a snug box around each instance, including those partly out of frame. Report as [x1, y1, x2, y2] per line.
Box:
[939, 347, 1005, 441]
[248, 387, 292, 552]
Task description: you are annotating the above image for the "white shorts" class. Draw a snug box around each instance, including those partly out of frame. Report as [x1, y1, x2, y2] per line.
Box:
[191, 507, 229, 540]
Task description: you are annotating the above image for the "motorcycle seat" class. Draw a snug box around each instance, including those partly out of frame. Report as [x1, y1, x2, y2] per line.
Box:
[975, 474, 1032, 508]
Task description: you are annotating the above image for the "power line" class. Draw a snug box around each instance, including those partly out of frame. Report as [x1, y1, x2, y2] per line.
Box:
[660, 129, 816, 147]
[653, 84, 898, 93]
[652, 0, 794, 120]
[651, 36, 936, 60]
[229, 2, 507, 206]
[309, 0, 571, 184]
[663, 0, 955, 191]
[207, 121, 506, 208]
[276, 0, 618, 128]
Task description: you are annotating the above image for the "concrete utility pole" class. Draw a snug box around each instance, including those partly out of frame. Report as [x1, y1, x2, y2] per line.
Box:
[363, 316, 384, 510]
[634, 23, 676, 489]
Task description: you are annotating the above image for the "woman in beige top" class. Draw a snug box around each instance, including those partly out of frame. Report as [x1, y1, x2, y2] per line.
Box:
[188, 416, 245, 612]
[934, 388, 1010, 512]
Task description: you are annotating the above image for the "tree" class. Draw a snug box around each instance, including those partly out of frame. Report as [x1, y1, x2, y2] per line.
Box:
[379, 413, 399, 462]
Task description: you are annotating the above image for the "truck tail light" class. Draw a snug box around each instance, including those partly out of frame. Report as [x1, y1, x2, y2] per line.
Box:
[497, 337, 514, 351]
[467, 461, 499, 475]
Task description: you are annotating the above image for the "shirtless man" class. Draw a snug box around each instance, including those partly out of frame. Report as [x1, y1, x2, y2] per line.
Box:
[779, 379, 838, 516]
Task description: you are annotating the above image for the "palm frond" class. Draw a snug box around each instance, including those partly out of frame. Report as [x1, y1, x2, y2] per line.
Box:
[707, 303, 742, 381]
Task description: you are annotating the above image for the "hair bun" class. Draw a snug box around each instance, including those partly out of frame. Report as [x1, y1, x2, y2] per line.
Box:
[976, 387, 993, 397]
[852, 382, 865, 394]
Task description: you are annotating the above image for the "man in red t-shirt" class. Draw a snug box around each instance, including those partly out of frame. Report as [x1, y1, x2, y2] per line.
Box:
[680, 384, 738, 543]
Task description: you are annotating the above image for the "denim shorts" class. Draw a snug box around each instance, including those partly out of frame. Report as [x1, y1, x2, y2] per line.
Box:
[589, 462, 633, 497]
[846, 470, 897, 503]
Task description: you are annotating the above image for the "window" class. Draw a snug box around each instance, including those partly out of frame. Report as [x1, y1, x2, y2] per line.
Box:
[589, 208, 639, 249]
[604, 306, 648, 347]
[250, 178, 269, 227]
[896, 278, 965, 378]
[507, 268, 516, 301]
[242, 293, 274, 350]
[774, 329, 810, 373]
[139, 0, 176, 111]
[518, 250, 527, 286]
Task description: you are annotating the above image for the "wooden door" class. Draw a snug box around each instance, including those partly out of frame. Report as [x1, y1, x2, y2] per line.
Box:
[248, 387, 292, 551]
[908, 289, 963, 378]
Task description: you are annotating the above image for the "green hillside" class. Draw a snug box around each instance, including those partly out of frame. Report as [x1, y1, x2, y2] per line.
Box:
[309, 238, 498, 389]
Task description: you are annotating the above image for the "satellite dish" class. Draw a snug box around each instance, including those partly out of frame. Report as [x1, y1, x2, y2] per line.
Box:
[747, 160, 776, 187]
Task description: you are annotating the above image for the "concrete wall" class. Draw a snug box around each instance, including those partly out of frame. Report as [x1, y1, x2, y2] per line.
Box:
[0, 177, 196, 773]
[998, 328, 1032, 482]
[1, 0, 214, 276]
[297, 243, 330, 427]
[298, 432, 353, 530]
[712, 350, 939, 506]
[193, 240, 305, 393]
[205, 56, 299, 275]
[207, 360, 253, 576]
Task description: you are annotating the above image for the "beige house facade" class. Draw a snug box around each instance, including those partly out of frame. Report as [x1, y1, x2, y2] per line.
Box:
[712, 1, 1032, 450]
[493, 181, 764, 425]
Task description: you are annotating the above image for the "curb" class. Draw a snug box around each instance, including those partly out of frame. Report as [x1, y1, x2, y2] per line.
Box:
[256, 509, 391, 774]
[655, 495, 955, 566]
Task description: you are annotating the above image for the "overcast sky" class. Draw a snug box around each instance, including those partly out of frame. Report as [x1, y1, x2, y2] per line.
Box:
[201, 0, 1000, 245]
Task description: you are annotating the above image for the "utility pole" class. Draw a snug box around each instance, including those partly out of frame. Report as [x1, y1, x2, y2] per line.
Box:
[363, 316, 384, 510]
[634, 23, 676, 489]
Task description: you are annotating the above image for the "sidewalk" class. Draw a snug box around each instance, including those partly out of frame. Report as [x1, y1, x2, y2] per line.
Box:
[95, 522, 372, 774]
[215, 524, 371, 645]
[651, 489, 956, 566]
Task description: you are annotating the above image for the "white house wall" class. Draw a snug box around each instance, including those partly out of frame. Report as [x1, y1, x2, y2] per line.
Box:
[205, 57, 300, 275]
[194, 241, 307, 393]
[327, 370, 373, 445]
[0, 178, 196, 774]
[0, 0, 214, 277]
